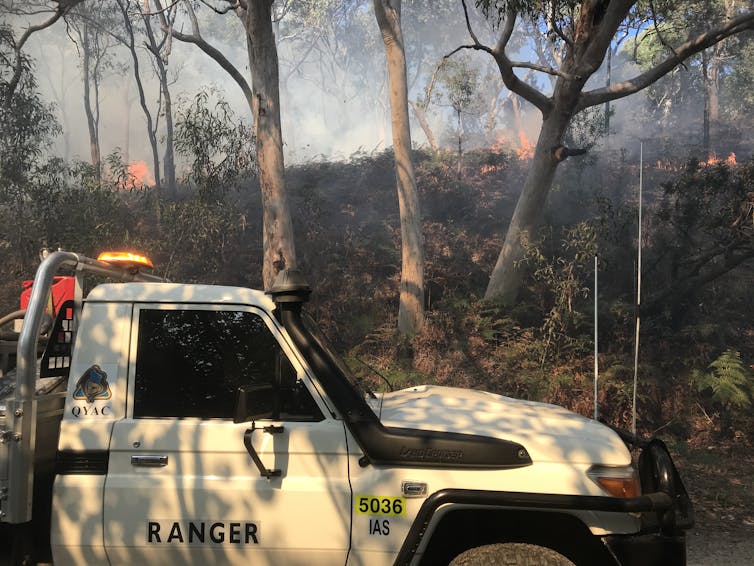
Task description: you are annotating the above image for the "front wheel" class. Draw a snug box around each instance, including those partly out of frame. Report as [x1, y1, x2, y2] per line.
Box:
[449, 543, 575, 566]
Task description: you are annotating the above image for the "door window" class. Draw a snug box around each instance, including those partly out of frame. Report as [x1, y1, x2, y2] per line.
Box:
[133, 308, 321, 421]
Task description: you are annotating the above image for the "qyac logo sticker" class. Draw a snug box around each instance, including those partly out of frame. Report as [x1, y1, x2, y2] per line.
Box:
[73, 364, 112, 402]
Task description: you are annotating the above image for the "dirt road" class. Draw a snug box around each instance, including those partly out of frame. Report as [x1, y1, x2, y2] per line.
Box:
[687, 526, 754, 566]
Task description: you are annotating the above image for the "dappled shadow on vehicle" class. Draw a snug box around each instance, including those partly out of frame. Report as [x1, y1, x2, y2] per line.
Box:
[48, 283, 642, 565]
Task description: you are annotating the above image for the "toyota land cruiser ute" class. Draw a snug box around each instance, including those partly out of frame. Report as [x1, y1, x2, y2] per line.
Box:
[0, 250, 693, 565]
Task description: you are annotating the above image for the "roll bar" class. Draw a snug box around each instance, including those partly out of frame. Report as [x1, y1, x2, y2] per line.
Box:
[2, 251, 166, 524]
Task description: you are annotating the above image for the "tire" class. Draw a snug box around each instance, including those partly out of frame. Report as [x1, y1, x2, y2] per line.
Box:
[449, 543, 575, 566]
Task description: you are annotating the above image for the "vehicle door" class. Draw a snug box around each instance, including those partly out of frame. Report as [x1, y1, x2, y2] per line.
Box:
[103, 304, 352, 565]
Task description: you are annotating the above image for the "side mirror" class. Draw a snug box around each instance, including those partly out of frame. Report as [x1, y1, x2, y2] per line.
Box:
[234, 385, 276, 423]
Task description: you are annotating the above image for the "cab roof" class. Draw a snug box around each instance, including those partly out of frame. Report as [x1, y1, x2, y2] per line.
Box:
[85, 282, 275, 309]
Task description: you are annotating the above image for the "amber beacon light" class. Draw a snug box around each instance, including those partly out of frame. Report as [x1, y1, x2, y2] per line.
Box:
[97, 251, 154, 270]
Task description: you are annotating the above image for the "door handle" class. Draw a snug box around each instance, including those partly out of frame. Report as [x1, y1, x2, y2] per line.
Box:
[131, 454, 168, 467]
[243, 423, 284, 479]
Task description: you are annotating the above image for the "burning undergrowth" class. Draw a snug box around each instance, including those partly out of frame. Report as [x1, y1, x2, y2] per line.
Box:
[2, 147, 753, 442]
[286, 148, 754, 441]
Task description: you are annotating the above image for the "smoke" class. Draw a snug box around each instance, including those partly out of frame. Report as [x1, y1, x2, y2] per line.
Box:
[15, 2, 473, 173]
[13, 1, 745, 183]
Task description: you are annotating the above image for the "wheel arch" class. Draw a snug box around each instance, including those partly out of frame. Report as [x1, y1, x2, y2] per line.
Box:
[410, 507, 619, 566]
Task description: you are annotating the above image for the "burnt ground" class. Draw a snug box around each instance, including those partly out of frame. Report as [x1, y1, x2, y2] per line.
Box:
[677, 446, 754, 565]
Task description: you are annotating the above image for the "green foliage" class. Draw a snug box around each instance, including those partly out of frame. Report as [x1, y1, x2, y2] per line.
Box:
[0, 31, 130, 279]
[692, 349, 754, 410]
[174, 89, 256, 200]
[472, 304, 518, 342]
[0, 25, 60, 192]
[1, 134, 754, 442]
[105, 149, 147, 190]
[647, 158, 754, 321]
[725, 38, 754, 120]
[0, 157, 135, 275]
[623, 1, 751, 135]
[474, 1, 579, 22]
[153, 198, 248, 284]
[437, 55, 481, 115]
[521, 221, 597, 358]
[564, 106, 606, 150]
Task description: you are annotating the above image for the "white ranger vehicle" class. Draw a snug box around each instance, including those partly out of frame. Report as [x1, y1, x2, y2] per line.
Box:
[0, 251, 693, 565]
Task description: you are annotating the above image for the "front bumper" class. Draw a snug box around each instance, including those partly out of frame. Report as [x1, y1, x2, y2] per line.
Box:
[602, 434, 694, 566]
[397, 437, 694, 565]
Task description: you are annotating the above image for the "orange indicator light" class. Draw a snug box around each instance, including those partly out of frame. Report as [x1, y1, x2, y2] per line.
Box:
[97, 251, 154, 269]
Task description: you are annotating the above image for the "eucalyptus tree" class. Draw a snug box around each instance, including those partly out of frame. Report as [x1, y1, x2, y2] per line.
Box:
[153, 0, 295, 289]
[113, 0, 164, 189]
[68, 3, 120, 177]
[138, 0, 178, 191]
[627, 0, 745, 153]
[374, 0, 425, 336]
[455, 0, 754, 305]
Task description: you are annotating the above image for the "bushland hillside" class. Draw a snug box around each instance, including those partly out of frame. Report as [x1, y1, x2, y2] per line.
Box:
[2, 144, 753, 448]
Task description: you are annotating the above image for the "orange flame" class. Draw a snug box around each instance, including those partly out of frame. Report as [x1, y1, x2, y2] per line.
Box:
[655, 159, 681, 171]
[127, 161, 156, 186]
[491, 131, 534, 161]
[516, 131, 534, 160]
[700, 152, 737, 167]
[491, 134, 507, 154]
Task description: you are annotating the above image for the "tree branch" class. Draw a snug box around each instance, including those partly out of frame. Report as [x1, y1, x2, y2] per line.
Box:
[551, 145, 588, 162]
[153, 0, 253, 110]
[460, 0, 482, 46]
[457, 3, 551, 115]
[579, 11, 754, 110]
[200, 0, 239, 15]
[548, 0, 573, 48]
[648, 0, 686, 71]
[141, 0, 181, 15]
[491, 53, 551, 115]
[420, 56, 446, 110]
[646, 248, 754, 315]
[6, 1, 85, 104]
[510, 60, 580, 80]
[495, 7, 516, 53]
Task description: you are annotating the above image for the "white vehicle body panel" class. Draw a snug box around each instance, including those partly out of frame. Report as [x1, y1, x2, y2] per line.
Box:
[104, 418, 351, 565]
[376, 385, 631, 466]
[44, 281, 648, 565]
[51, 302, 132, 564]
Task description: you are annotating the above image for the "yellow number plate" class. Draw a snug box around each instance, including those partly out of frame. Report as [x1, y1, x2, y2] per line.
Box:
[355, 495, 405, 516]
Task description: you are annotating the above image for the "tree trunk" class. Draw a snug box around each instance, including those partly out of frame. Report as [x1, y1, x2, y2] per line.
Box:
[605, 47, 612, 138]
[374, 0, 425, 336]
[456, 107, 462, 176]
[123, 86, 131, 163]
[245, 0, 297, 289]
[82, 26, 101, 177]
[409, 100, 438, 152]
[484, 103, 573, 304]
[143, 13, 176, 191]
[117, 0, 161, 189]
[702, 50, 711, 155]
[510, 95, 526, 152]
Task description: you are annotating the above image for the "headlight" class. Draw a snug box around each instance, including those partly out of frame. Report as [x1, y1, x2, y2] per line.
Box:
[587, 465, 641, 498]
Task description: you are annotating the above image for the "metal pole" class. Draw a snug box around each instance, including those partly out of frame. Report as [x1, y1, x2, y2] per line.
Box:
[605, 47, 612, 140]
[594, 255, 599, 420]
[632, 144, 643, 436]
